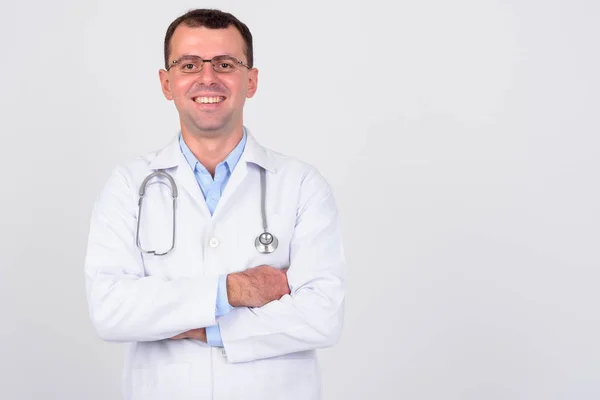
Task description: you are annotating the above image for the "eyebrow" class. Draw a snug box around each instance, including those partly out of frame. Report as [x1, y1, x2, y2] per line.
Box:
[175, 53, 237, 59]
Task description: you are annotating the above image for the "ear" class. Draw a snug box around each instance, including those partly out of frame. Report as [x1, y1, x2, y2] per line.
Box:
[246, 68, 259, 98]
[159, 69, 173, 100]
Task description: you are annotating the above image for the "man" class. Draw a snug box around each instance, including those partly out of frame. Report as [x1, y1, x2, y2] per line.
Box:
[85, 8, 346, 400]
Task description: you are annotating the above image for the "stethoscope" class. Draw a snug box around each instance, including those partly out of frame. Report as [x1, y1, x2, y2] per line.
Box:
[135, 167, 278, 256]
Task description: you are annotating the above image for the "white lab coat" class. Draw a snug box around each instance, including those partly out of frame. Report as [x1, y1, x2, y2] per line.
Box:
[84, 130, 346, 400]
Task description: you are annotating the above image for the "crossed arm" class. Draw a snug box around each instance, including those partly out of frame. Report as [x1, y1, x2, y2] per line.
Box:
[170, 265, 291, 342]
[85, 167, 345, 363]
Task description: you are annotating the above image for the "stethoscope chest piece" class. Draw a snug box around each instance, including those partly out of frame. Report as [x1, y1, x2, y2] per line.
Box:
[255, 231, 278, 253]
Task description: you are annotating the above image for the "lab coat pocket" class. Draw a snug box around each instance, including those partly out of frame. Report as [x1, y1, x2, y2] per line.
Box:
[253, 355, 320, 399]
[131, 363, 191, 400]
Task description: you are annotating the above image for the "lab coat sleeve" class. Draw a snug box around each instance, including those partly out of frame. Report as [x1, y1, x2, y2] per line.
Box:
[84, 166, 219, 342]
[218, 167, 347, 363]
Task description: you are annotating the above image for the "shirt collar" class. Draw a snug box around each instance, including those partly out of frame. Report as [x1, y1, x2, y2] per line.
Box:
[149, 127, 277, 173]
[178, 128, 247, 174]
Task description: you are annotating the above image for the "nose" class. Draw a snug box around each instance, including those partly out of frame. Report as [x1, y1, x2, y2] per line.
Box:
[195, 60, 219, 85]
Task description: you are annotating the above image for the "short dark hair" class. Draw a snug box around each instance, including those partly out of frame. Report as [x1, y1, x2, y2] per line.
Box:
[164, 9, 254, 70]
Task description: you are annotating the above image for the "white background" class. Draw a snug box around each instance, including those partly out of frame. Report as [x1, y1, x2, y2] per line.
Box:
[1, 0, 599, 399]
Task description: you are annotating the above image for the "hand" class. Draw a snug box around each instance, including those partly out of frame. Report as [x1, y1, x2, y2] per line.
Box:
[227, 265, 290, 308]
[171, 328, 206, 342]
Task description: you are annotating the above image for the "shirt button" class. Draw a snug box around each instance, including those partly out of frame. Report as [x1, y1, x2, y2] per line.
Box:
[209, 238, 220, 248]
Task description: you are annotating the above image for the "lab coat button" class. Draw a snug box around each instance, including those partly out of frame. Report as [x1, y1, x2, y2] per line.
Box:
[209, 238, 220, 248]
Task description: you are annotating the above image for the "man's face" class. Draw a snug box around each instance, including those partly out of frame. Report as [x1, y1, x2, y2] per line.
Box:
[159, 25, 258, 137]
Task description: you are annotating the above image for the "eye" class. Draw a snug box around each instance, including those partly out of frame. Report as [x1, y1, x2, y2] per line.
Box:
[174, 56, 202, 72]
[212, 56, 239, 72]
[182, 63, 197, 71]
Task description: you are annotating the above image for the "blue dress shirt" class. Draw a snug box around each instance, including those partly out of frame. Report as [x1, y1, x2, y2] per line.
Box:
[179, 130, 247, 347]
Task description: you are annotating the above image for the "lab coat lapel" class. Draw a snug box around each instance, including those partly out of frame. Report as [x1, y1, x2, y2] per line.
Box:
[148, 130, 277, 219]
[212, 154, 248, 220]
[212, 130, 276, 220]
[148, 136, 210, 215]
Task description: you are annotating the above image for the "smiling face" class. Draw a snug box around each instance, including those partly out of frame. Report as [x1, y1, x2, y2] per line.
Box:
[159, 25, 258, 139]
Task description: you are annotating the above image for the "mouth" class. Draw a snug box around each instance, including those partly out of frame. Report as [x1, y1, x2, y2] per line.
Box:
[192, 96, 226, 105]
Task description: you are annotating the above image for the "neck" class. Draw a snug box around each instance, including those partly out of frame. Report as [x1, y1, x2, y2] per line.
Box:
[181, 127, 244, 176]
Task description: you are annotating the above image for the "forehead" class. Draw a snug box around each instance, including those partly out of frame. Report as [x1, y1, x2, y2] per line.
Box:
[169, 25, 246, 60]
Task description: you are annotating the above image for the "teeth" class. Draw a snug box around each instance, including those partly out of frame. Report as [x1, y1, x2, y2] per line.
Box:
[195, 96, 224, 104]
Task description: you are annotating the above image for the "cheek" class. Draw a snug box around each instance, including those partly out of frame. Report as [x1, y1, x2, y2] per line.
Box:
[223, 77, 247, 99]
[170, 78, 194, 100]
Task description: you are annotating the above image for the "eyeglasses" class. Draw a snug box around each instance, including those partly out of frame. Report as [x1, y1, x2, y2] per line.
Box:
[167, 55, 251, 74]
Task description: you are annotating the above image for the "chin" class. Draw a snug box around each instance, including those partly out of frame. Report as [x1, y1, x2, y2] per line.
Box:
[180, 111, 239, 136]
[185, 122, 231, 138]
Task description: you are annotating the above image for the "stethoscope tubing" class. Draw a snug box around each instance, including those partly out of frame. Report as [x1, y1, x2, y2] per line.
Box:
[136, 167, 277, 255]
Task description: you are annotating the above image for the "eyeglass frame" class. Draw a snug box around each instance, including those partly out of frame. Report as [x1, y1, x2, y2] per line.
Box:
[166, 54, 252, 73]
